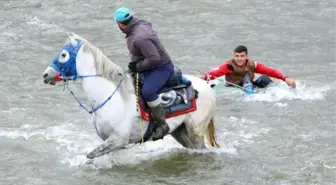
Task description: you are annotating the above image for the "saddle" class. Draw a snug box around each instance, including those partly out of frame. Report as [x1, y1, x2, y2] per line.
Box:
[132, 66, 198, 121]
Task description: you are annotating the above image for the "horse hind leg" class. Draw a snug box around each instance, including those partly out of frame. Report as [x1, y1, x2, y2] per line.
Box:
[184, 117, 220, 149]
[171, 123, 196, 148]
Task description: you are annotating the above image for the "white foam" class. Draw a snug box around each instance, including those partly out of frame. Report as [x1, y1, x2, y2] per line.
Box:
[26, 16, 63, 31]
[323, 164, 336, 169]
[273, 102, 289, 107]
[218, 116, 271, 153]
[0, 121, 238, 169]
[238, 81, 332, 102]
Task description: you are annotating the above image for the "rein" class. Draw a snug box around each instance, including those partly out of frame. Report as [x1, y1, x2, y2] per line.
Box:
[62, 74, 125, 114]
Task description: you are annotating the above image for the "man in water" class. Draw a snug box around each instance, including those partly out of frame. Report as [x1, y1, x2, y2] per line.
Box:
[199, 45, 296, 93]
[114, 7, 173, 140]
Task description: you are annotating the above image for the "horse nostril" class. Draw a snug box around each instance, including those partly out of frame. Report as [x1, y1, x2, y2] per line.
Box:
[43, 73, 48, 78]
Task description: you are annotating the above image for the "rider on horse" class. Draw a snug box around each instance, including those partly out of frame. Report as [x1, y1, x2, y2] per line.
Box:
[114, 7, 174, 141]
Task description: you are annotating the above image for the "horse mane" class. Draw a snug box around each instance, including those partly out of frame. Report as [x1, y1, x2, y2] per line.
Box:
[66, 33, 135, 100]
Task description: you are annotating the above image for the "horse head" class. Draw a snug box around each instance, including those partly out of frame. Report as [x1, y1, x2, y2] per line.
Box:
[42, 33, 85, 84]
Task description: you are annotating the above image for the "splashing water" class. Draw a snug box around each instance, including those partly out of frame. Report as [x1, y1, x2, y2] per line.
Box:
[241, 81, 331, 102]
[0, 120, 238, 169]
[0, 78, 331, 170]
[215, 80, 332, 102]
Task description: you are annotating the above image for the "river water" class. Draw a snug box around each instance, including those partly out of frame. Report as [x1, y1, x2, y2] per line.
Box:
[0, 0, 335, 185]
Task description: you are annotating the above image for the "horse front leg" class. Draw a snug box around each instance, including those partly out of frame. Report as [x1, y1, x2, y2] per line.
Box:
[86, 132, 128, 159]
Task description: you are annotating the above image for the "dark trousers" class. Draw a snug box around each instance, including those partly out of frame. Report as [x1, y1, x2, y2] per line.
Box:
[141, 62, 174, 102]
[253, 75, 273, 88]
[241, 75, 273, 88]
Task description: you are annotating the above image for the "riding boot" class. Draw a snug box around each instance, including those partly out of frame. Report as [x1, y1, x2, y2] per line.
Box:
[149, 103, 170, 141]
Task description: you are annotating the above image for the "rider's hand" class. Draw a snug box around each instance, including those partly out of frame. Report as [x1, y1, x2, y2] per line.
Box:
[128, 61, 138, 73]
[285, 77, 296, 88]
[198, 74, 212, 81]
[198, 74, 206, 80]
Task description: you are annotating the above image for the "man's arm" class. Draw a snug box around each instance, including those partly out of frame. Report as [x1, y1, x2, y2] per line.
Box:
[254, 61, 296, 88]
[201, 61, 233, 80]
[135, 38, 161, 72]
[254, 62, 288, 81]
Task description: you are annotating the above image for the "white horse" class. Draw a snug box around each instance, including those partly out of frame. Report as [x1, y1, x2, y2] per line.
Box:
[42, 33, 219, 159]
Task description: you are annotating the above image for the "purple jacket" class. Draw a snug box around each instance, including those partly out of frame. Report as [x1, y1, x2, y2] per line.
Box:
[123, 18, 171, 72]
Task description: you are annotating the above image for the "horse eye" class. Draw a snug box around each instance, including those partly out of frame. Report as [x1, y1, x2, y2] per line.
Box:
[59, 50, 70, 63]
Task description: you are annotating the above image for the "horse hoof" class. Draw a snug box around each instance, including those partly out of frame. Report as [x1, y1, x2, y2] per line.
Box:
[86, 153, 95, 159]
[86, 159, 94, 164]
[152, 133, 165, 141]
[152, 136, 164, 141]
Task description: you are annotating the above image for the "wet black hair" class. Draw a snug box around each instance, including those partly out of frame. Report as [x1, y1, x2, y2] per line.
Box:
[234, 45, 248, 54]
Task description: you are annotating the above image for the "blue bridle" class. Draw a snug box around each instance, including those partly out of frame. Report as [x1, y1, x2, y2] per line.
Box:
[50, 40, 98, 80]
[49, 39, 124, 114]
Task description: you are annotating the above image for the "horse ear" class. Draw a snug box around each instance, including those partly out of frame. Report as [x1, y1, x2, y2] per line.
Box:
[67, 32, 78, 46]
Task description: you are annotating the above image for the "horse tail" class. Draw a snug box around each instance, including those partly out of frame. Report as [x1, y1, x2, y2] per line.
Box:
[206, 117, 220, 148]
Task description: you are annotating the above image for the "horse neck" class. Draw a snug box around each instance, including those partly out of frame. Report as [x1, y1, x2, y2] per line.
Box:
[76, 48, 140, 132]
[77, 45, 148, 141]
[76, 48, 124, 112]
